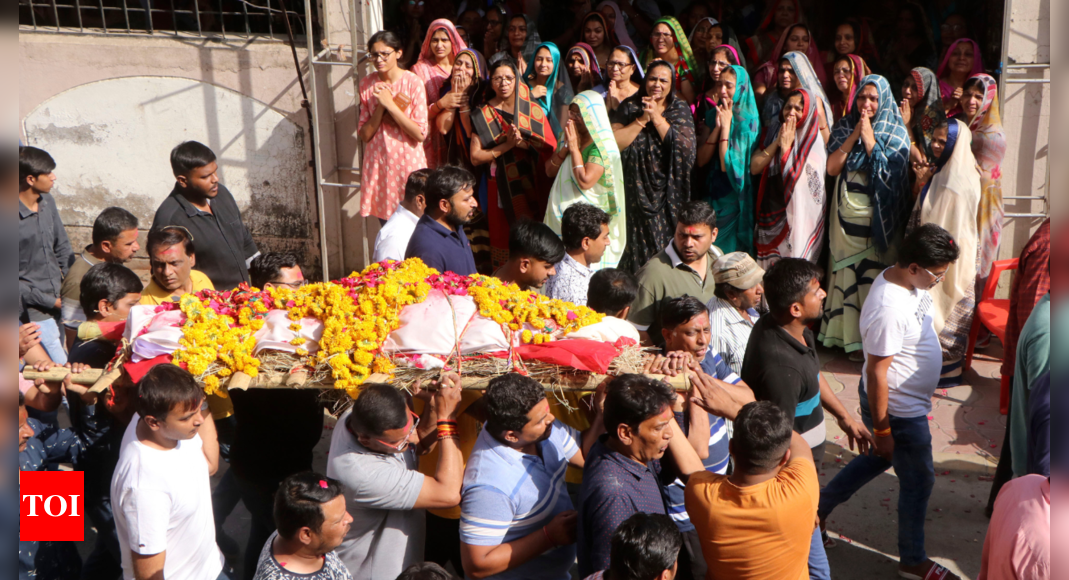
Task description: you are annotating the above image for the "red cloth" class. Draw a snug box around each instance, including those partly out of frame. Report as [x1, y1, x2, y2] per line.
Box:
[489, 340, 622, 374]
[123, 354, 175, 384]
[1001, 219, 1050, 377]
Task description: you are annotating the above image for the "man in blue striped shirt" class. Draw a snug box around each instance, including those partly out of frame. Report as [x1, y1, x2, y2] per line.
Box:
[645, 296, 747, 580]
[459, 374, 606, 580]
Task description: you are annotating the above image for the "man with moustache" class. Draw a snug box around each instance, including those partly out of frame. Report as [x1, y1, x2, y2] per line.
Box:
[405, 166, 480, 276]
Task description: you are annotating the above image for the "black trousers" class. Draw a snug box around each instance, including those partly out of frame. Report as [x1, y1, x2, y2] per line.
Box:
[424, 512, 465, 577]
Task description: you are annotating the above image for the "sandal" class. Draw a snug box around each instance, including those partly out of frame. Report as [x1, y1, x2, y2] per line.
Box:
[898, 562, 957, 580]
[821, 529, 837, 549]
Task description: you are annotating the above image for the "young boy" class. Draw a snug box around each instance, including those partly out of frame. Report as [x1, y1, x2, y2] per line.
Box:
[493, 221, 566, 292]
[110, 364, 224, 580]
[543, 203, 611, 305]
[68, 263, 144, 579]
[565, 268, 641, 343]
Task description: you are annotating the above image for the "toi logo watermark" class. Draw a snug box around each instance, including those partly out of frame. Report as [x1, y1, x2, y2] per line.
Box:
[20, 471, 84, 542]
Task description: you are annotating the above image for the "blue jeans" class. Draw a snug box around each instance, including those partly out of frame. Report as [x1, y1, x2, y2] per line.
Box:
[36, 316, 67, 365]
[808, 527, 830, 580]
[818, 383, 935, 567]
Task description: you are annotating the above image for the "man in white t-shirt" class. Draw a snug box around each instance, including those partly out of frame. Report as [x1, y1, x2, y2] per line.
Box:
[372, 169, 430, 263]
[818, 224, 962, 580]
[110, 364, 227, 580]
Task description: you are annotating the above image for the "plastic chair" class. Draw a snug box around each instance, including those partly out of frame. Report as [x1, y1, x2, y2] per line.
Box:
[964, 258, 1018, 414]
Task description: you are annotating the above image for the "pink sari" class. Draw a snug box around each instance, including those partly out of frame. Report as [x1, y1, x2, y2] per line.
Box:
[753, 23, 827, 90]
[936, 38, 983, 117]
[411, 19, 466, 169]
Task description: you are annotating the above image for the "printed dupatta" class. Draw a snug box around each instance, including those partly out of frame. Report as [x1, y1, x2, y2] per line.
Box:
[567, 43, 606, 93]
[642, 17, 699, 89]
[443, 49, 488, 166]
[908, 67, 946, 161]
[827, 74, 911, 252]
[545, 91, 627, 269]
[754, 23, 828, 89]
[831, 54, 870, 120]
[473, 80, 558, 223]
[965, 73, 1006, 277]
[755, 88, 827, 264]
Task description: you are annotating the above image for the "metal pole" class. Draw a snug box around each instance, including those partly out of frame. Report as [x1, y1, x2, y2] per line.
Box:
[351, 0, 370, 271]
[305, 0, 331, 281]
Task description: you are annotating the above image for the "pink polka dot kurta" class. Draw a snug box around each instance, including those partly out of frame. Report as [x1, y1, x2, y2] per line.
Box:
[358, 71, 429, 220]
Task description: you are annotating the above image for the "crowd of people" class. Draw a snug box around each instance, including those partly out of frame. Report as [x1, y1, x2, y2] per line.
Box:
[17, 1, 1051, 579]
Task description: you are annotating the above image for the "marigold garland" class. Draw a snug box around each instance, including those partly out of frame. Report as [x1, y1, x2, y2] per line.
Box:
[165, 259, 603, 399]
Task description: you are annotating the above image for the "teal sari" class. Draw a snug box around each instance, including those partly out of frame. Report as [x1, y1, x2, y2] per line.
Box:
[702, 65, 760, 255]
[524, 42, 571, 138]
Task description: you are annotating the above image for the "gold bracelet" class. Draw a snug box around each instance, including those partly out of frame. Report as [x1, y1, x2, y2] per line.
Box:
[759, 148, 771, 157]
[550, 156, 562, 167]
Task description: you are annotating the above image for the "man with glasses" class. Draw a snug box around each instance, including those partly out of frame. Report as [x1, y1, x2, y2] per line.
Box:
[819, 224, 962, 580]
[327, 378, 465, 580]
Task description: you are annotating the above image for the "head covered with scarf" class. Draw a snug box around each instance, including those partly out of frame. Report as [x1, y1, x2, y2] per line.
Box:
[905, 67, 946, 161]
[415, 19, 466, 71]
[830, 54, 870, 120]
[567, 42, 604, 87]
[614, 44, 645, 84]
[828, 74, 912, 251]
[643, 16, 699, 88]
[937, 38, 984, 113]
[581, 11, 619, 54]
[705, 65, 760, 197]
[762, 51, 833, 147]
[496, 13, 542, 63]
[755, 23, 826, 89]
[546, 90, 628, 268]
[595, 1, 637, 51]
[524, 42, 572, 136]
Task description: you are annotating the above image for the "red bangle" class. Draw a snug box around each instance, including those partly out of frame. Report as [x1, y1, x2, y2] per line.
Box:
[543, 525, 555, 546]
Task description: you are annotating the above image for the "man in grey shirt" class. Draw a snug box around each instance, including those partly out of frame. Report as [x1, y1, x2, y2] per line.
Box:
[326, 377, 464, 580]
[19, 146, 71, 365]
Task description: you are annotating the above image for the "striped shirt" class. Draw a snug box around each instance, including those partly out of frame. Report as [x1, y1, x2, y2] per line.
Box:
[460, 421, 580, 580]
[663, 350, 741, 531]
[707, 297, 759, 375]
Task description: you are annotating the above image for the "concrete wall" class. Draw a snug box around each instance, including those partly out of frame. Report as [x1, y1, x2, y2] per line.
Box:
[19, 32, 321, 279]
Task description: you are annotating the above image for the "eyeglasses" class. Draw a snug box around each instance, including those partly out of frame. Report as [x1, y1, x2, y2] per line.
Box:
[370, 49, 396, 61]
[491, 75, 516, 84]
[923, 267, 948, 287]
[274, 280, 308, 289]
[606, 60, 633, 69]
[348, 409, 420, 452]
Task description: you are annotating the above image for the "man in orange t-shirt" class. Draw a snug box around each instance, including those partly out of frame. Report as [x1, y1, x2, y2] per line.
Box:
[684, 401, 819, 580]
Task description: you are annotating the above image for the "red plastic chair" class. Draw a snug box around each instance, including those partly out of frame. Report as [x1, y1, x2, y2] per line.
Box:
[964, 258, 1018, 414]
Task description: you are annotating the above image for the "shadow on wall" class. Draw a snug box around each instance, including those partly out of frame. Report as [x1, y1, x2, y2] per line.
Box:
[22, 75, 318, 275]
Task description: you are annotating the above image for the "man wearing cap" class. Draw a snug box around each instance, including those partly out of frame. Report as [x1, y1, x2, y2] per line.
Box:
[707, 253, 766, 375]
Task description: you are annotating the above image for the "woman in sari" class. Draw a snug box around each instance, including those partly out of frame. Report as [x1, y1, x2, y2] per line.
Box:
[744, 0, 801, 69]
[605, 45, 643, 115]
[643, 17, 698, 104]
[524, 42, 574, 139]
[611, 60, 697, 270]
[760, 51, 832, 150]
[898, 67, 945, 165]
[749, 88, 828, 266]
[412, 19, 466, 169]
[580, 11, 617, 71]
[470, 59, 558, 268]
[909, 118, 982, 385]
[358, 31, 429, 221]
[752, 23, 827, 99]
[936, 38, 983, 116]
[565, 43, 606, 96]
[545, 91, 628, 269]
[823, 19, 882, 74]
[437, 48, 493, 273]
[828, 54, 870, 122]
[695, 65, 760, 255]
[881, 1, 937, 98]
[689, 17, 718, 74]
[491, 14, 541, 75]
[819, 75, 911, 354]
[595, 1, 638, 52]
[958, 73, 1006, 279]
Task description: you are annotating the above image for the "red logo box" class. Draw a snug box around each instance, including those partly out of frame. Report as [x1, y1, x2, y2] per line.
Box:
[20, 471, 84, 542]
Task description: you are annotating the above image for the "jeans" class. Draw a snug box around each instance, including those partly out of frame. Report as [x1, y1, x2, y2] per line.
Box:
[818, 384, 935, 567]
[808, 527, 830, 580]
[36, 316, 68, 365]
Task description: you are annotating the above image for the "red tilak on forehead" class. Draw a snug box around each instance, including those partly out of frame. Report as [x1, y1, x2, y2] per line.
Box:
[684, 226, 704, 236]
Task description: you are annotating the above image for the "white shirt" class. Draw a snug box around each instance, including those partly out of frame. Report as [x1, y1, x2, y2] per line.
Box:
[860, 271, 943, 418]
[372, 205, 420, 263]
[543, 254, 596, 306]
[707, 297, 758, 375]
[111, 414, 223, 580]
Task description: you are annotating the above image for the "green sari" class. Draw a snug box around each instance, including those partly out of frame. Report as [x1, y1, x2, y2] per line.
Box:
[642, 16, 699, 89]
[545, 91, 627, 269]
